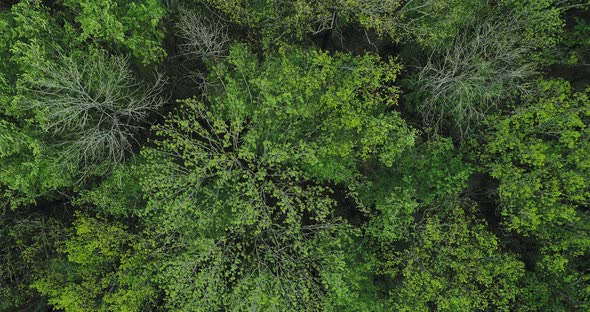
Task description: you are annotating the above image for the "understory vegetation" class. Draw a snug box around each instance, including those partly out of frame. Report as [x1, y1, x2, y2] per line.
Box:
[1, 0, 589, 311]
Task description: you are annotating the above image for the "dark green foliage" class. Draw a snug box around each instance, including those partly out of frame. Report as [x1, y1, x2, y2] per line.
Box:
[189, 0, 403, 46]
[396, 0, 488, 48]
[59, 0, 167, 65]
[0, 120, 70, 209]
[0, 211, 63, 311]
[357, 137, 473, 241]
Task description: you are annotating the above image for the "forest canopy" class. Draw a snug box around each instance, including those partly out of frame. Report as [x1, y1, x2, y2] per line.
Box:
[1, 0, 589, 311]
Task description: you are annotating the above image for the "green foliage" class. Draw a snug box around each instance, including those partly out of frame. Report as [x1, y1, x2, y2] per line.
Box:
[74, 158, 146, 218]
[205, 44, 414, 182]
[499, 0, 564, 61]
[392, 138, 473, 206]
[33, 214, 157, 312]
[354, 137, 473, 241]
[60, 0, 167, 65]
[318, 227, 387, 312]
[397, 0, 487, 48]
[0, 11, 16, 109]
[387, 202, 525, 311]
[0, 121, 70, 209]
[485, 79, 589, 237]
[559, 11, 590, 66]
[140, 98, 339, 310]
[0, 2, 73, 209]
[191, 0, 403, 46]
[1, 1, 589, 311]
[0, 212, 63, 311]
[401, 0, 563, 52]
[484, 78, 590, 309]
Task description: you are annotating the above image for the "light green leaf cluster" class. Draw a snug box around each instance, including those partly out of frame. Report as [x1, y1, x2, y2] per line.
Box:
[0, 121, 70, 209]
[388, 203, 525, 311]
[61, 0, 167, 64]
[486, 79, 590, 237]
[485, 78, 590, 309]
[205, 44, 414, 182]
[33, 215, 157, 312]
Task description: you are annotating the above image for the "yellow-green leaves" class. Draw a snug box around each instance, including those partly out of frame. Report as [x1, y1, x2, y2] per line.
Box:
[486, 79, 590, 237]
[207, 44, 413, 182]
[389, 203, 525, 312]
[33, 215, 157, 312]
[484, 78, 590, 309]
[61, 0, 167, 65]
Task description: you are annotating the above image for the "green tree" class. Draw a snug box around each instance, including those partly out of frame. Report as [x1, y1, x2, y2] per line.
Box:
[355, 137, 473, 242]
[204, 44, 414, 183]
[484, 79, 590, 310]
[387, 202, 525, 311]
[59, 0, 167, 65]
[139, 98, 339, 310]
[33, 214, 157, 312]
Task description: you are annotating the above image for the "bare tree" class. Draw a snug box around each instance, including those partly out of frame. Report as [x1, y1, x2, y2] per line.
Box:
[176, 10, 230, 60]
[413, 13, 537, 138]
[21, 52, 165, 177]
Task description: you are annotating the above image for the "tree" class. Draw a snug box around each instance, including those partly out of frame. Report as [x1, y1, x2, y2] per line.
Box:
[0, 120, 70, 209]
[483, 79, 590, 309]
[203, 44, 414, 183]
[139, 99, 339, 310]
[0, 0, 168, 206]
[409, 12, 538, 138]
[402, 0, 564, 138]
[356, 137, 473, 242]
[33, 214, 158, 312]
[0, 211, 64, 311]
[59, 0, 167, 65]
[386, 202, 525, 311]
[20, 51, 165, 178]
